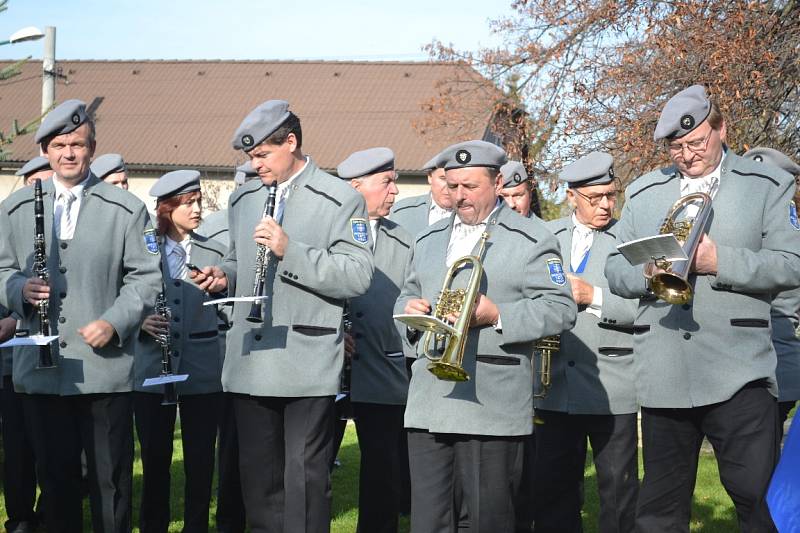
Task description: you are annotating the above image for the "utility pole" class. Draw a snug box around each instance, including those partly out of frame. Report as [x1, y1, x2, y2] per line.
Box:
[41, 26, 55, 116]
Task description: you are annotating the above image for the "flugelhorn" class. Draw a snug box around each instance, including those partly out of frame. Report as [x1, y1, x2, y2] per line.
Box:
[247, 183, 278, 323]
[396, 232, 489, 382]
[33, 178, 55, 369]
[534, 336, 559, 399]
[650, 192, 712, 305]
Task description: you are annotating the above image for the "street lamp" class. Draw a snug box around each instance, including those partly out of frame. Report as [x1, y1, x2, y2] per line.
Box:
[0, 26, 44, 46]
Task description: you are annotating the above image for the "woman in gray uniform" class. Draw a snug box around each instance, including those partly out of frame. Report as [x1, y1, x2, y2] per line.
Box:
[135, 170, 226, 533]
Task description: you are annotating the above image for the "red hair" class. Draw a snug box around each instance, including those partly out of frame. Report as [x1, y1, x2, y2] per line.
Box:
[155, 191, 201, 236]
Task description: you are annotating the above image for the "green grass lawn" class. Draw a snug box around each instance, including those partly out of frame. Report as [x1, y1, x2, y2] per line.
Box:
[0, 421, 766, 532]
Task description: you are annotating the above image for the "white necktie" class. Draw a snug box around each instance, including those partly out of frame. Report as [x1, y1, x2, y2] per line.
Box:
[171, 244, 187, 280]
[571, 226, 593, 272]
[58, 190, 77, 240]
[446, 222, 485, 266]
[275, 187, 287, 224]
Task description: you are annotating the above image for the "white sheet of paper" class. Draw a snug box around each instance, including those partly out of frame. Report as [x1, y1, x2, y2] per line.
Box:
[0, 335, 59, 348]
[142, 374, 190, 387]
[616, 234, 688, 266]
[203, 295, 269, 307]
[393, 314, 457, 336]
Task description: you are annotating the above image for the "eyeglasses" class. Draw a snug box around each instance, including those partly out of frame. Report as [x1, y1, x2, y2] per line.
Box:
[573, 189, 618, 206]
[667, 130, 712, 155]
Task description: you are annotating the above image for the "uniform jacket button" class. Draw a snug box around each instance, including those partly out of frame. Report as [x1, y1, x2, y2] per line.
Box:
[173, 299, 180, 305]
[683, 332, 691, 340]
[173, 316, 180, 322]
[59, 266, 67, 274]
[174, 281, 181, 287]
[682, 304, 691, 310]
[60, 242, 67, 249]
[292, 274, 299, 280]
[58, 317, 66, 324]
[283, 270, 289, 275]
[59, 341, 67, 348]
[59, 292, 66, 298]
[173, 351, 180, 357]
[568, 361, 575, 367]
[255, 334, 262, 341]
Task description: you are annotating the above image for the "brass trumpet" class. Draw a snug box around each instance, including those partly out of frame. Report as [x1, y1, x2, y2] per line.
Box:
[534, 336, 559, 399]
[650, 192, 713, 305]
[396, 232, 489, 382]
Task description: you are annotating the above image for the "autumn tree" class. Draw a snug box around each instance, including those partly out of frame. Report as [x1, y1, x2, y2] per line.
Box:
[423, 0, 800, 189]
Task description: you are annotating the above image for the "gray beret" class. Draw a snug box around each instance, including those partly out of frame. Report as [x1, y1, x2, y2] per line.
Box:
[421, 151, 447, 172]
[743, 147, 800, 176]
[337, 147, 395, 180]
[90, 153, 126, 180]
[559, 151, 615, 187]
[654, 85, 711, 141]
[15, 156, 51, 177]
[233, 161, 258, 186]
[231, 100, 292, 152]
[149, 170, 201, 200]
[35, 99, 89, 143]
[500, 161, 529, 188]
[442, 140, 507, 170]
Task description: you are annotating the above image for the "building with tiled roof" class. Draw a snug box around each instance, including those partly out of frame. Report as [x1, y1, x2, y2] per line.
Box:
[0, 59, 501, 209]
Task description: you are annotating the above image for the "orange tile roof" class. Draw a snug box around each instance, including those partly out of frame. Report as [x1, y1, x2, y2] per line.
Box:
[0, 60, 495, 173]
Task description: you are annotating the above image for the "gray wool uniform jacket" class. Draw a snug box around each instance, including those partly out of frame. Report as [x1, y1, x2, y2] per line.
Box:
[540, 217, 639, 415]
[605, 153, 800, 408]
[388, 193, 432, 238]
[396, 202, 577, 436]
[0, 174, 162, 395]
[349, 218, 413, 405]
[197, 208, 229, 248]
[219, 159, 374, 397]
[135, 234, 226, 396]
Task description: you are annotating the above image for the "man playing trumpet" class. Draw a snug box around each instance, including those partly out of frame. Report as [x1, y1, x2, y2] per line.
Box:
[396, 140, 576, 533]
[605, 85, 800, 532]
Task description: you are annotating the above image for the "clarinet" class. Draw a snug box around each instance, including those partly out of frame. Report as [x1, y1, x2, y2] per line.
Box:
[33, 179, 55, 369]
[339, 300, 356, 420]
[154, 290, 178, 406]
[246, 183, 278, 323]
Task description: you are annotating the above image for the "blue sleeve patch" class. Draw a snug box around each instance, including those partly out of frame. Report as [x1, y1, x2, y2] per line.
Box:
[144, 228, 160, 254]
[790, 201, 799, 230]
[547, 258, 566, 285]
[351, 218, 369, 244]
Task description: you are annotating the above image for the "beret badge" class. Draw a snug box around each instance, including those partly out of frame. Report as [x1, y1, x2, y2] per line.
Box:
[455, 149, 471, 165]
[71, 113, 81, 125]
[513, 172, 522, 184]
[608, 166, 615, 178]
[754, 155, 763, 162]
[242, 134, 254, 147]
[680, 114, 695, 130]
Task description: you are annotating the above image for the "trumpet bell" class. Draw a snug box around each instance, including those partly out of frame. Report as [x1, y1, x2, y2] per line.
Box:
[650, 272, 693, 305]
[392, 314, 458, 336]
[427, 361, 470, 382]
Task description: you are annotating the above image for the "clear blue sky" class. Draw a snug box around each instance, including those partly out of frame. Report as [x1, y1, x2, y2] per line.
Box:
[0, 0, 512, 61]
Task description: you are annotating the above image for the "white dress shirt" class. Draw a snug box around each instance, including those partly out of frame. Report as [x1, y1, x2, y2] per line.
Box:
[428, 196, 452, 226]
[680, 151, 724, 216]
[571, 214, 603, 318]
[52, 176, 88, 240]
[273, 156, 309, 222]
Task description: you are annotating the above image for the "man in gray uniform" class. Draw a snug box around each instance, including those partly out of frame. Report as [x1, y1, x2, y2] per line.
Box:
[743, 146, 800, 429]
[534, 152, 639, 533]
[15, 156, 52, 187]
[498, 160, 538, 218]
[0, 99, 162, 532]
[337, 147, 413, 533]
[193, 100, 374, 533]
[197, 161, 258, 248]
[396, 140, 576, 533]
[90, 153, 129, 190]
[605, 85, 800, 532]
[389, 150, 452, 236]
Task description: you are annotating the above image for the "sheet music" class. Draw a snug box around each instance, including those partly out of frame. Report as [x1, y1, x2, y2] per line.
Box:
[616, 234, 688, 266]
